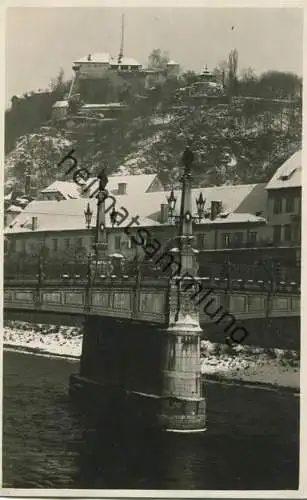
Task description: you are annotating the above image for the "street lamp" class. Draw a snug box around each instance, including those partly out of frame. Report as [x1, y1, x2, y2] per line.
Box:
[109, 206, 118, 227]
[93, 169, 113, 277]
[168, 146, 202, 300]
[84, 202, 93, 230]
[167, 188, 206, 224]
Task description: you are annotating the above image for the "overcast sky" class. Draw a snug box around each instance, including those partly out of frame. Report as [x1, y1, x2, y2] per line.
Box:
[5, 7, 303, 106]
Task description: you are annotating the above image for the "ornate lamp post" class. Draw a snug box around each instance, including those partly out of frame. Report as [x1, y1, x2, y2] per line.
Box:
[84, 169, 113, 277]
[84, 202, 93, 230]
[84, 202, 94, 309]
[159, 146, 207, 433]
[167, 188, 206, 225]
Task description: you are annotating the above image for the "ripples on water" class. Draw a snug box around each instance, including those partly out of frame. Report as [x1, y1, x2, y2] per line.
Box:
[3, 350, 299, 490]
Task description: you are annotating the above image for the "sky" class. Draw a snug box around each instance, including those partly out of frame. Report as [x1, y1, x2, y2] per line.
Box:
[5, 6, 303, 106]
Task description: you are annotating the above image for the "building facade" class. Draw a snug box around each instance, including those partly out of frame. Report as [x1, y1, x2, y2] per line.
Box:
[4, 152, 302, 270]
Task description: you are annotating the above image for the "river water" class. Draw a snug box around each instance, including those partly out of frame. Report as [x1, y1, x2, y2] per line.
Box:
[3, 350, 299, 490]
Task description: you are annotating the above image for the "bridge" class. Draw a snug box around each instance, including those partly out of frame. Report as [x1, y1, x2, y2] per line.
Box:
[4, 146, 301, 433]
[4, 271, 300, 325]
[4, 264, 300, 433]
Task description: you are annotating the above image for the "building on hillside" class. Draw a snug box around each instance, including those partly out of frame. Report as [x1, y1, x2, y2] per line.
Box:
[166, 60, 180, 76]
[73, 53, 143, 80]
[52, 100, 69, 120]
[69, 17, 181, 105]
[188, 66, 224, 98]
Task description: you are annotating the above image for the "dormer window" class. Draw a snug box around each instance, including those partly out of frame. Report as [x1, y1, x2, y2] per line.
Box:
[118, 182, 127, 195]
[279, 168, 297, 181]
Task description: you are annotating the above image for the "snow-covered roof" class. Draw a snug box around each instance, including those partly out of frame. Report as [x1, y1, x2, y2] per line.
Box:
[5, 182, 267, 235]
[7, 205, 22, 213]
[53, 100, 69, 108]
[266, 150, 302, 190]
[4, 194, 165, 234]
[4, 192, 13, 201]
[73, 53, 142, 67]
[83, 173, 160, 197]
[74, 53, 111, 64]
[171, 184, 268, 220]
[167, 60, 179, 66]
[40, 181, 80, 199]
[110, 56, 141, 67]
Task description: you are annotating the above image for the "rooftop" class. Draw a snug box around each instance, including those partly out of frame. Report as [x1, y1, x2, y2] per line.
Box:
[83, 173, 161, 197]
[41, 181, 81, 200]
[74, 53, 111, 64]
[110, 56, 141, 67]
[266, 150, 302, 190]
[5, 182, 267, 235]
[167, 60, 179, 66]
[73, 53, 142, 68]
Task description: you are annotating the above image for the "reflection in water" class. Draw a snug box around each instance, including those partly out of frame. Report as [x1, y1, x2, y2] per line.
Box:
[3, 350, 299, 490]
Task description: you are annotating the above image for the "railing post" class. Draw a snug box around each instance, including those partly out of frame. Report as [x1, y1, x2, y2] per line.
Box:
[85, 252, 93, 312]
[132, 258, 142, 318]
[35, 253, 44, 307]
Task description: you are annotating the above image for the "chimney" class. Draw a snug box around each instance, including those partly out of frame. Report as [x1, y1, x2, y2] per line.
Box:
[31, 216, 38, 231]
[210, 200, 222, 220]
[118, 182, 127, 195]
[160, 203, 169, 223]
[25, 172, 31, 197]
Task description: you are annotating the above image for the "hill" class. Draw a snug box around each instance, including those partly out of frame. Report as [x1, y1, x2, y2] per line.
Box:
[4, 68, 302, 195]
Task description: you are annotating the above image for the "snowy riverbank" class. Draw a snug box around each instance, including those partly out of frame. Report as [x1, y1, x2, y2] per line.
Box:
[4, 321, 82, 359]
[200, 340, 299, 390]
[3, 321, 299, 390]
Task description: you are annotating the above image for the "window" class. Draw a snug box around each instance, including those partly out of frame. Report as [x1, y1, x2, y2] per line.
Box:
[222, 233, 231, 248]
[292, 224, 301, 242]
[64, 238, 70, 249]
[20, 239, 26, 253]
[114, 235, 121, 250]
[196, 234, 206, 250]
[273, 197, 282, 214]
[10, 240, 16, 253]
[285, 196, 294, 213]
[284, 225, 291, 242]
[233, 232, 243, 246]
[52, 239, 58, 251]
[130, 236, 137, 249]
[76, 237, 83, 248]
[249, 232, 257, 244]
[273, 225, 282, 243]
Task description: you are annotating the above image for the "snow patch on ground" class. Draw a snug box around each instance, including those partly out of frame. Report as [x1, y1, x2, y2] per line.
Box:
[3, 322, 300, 389]
[4, 322, 82, 358]
[200, 340, 299, 389]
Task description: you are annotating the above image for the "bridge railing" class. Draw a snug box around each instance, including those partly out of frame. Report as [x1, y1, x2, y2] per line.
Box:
[4, 255, 300, 292]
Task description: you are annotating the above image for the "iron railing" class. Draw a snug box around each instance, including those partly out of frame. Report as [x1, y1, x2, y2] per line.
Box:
[4, 255, 300, 288]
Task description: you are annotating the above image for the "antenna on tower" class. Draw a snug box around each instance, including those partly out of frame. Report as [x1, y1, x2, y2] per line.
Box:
[118, 14, 125, 64]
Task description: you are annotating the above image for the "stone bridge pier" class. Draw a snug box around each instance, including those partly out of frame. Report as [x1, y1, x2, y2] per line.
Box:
[70, 280, 206, 433]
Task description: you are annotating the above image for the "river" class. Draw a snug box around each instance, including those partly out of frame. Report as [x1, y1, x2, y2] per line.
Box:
[3, 350, 299, 490]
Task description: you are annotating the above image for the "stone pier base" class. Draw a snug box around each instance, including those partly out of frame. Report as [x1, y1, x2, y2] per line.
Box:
[158, 396, 206, 432]
[69, 374, 206, 433]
